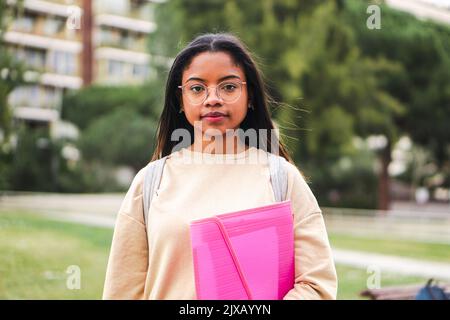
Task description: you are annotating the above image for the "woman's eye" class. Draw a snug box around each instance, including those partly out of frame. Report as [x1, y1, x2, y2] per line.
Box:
[190, 85, 205, 94]
[222, 83, 237, 92]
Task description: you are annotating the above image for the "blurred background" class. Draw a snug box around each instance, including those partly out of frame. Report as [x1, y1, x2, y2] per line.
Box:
[0, 0, 449, 299]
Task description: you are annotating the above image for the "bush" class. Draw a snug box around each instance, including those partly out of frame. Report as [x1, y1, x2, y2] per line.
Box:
[61, 83, 163, 131]
[305, 147, 379, 209]
[79, 108, 157, 172]
[4, 125, 56, 191]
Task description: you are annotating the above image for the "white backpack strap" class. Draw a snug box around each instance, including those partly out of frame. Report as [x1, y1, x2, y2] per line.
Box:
[143, 156, 168, 227]
[267, 152, 289, 202]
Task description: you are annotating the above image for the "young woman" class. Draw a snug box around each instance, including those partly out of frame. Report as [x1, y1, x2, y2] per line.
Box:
[102, 33, 337, 300]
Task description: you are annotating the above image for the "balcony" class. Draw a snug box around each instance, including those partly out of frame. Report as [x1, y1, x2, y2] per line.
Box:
[9, 84, 61, 123]
[3, 31, 82, 53]
[8, 0, 82, 18]
[386, 0, 450, 25]
[8, 11, 81, 42]
[13, 107, 59, 123]
[95, 26, 148, 52]
[94, 0, 157, 20]
[95, 47, 150, 64]
[95, 13, 156, 34]
[94, 54, 152, 85]
[9, 84, 62, 108]
[40, 73, 83, 89]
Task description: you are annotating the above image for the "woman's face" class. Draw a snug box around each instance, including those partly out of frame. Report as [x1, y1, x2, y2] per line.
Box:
[180, 51, 249, 136]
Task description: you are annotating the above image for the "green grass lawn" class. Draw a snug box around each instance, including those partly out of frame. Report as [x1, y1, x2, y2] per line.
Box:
[0, 210, 437, 299]
[336, 264, 428, 300]
[329, 233, 450, 263]
[0, 210, 113, 299]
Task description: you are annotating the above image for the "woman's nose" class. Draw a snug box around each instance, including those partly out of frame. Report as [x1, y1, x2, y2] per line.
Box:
[204, 87, 223, 106]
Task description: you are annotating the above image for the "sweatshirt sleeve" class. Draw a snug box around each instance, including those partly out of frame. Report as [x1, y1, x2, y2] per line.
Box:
[102, 167, 149, 300]
[282, 162, 338, 300]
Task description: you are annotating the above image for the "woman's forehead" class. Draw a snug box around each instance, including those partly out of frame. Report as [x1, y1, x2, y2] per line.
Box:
[182, 51, 245, 83]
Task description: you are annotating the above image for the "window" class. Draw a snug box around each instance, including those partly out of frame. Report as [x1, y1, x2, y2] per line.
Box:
[96, 0, 129, 15]
[121, 30, 132, 49]
[26, 49, 46, 70]
[50, 51, 77, 75]
[30, 86, 40, 107]
[66, 52, 76, 75]
[13, 14, 35, 32]
[99, 27, 113, 46]
[43, 17, 64, 36]
[41, 87, 61, 109]
[132, 63, 148, 78]
[108, 60, 124, 77]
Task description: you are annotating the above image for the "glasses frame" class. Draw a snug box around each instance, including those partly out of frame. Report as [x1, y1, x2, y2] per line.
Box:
[178, 80, 247, 105]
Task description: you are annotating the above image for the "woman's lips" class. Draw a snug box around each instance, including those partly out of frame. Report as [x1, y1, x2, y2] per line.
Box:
[202, 115, 227, 122]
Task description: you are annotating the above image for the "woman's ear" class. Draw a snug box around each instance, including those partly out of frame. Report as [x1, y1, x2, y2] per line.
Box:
[178, 97, 184, 113]
[247, 90, 254, 107]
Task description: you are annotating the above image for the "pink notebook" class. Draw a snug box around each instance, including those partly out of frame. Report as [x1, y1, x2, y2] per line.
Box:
[190, 200, 295, 300]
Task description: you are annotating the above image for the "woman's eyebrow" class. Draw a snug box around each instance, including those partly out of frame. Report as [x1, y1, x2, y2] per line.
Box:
[186, 75, 242, 83]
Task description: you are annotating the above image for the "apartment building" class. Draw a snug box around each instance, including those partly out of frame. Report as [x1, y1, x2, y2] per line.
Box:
[3, 0, 161, 126]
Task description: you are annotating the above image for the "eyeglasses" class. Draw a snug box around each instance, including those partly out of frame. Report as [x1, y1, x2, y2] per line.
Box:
[178, 80, 247, 105]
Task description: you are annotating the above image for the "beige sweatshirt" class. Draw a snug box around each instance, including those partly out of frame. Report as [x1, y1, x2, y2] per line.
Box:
[102, 146, 338, 300]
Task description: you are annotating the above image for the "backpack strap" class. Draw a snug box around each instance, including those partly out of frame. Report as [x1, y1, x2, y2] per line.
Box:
[142, 156, 168, 227]
[142, 152, 289, 228]
[267, 152, 289, 202]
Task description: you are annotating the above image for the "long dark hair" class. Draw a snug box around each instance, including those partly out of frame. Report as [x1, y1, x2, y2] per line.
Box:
[151, 33, 294, 164]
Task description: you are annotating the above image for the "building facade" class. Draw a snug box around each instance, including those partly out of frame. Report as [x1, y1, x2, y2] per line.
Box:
[4, 0, 161, 125]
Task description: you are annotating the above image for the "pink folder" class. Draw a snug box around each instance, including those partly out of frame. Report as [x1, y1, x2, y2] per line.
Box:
[190, 200, 295, 300]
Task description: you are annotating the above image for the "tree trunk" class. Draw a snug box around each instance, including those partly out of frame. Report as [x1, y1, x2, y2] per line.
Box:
[378, 140, 392, 211]
[82, 0, 93, 86]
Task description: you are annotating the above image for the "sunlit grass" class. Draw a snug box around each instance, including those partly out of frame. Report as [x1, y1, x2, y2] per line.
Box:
[0, 210, 438, 299]
[0, 211, 113, 299]
[329, 233, 450, 263]
[336, 264, 427, 300]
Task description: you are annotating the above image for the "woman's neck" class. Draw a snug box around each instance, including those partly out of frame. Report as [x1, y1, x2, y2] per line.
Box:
[188, 135, 249, 154]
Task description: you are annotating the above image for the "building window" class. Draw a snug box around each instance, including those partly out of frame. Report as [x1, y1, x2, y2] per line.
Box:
[99, 27, 112, 46]
[9, 85, 40, 108]
[13, 14, 36, 33]
[12, 48, 46, 71]
[9, 85, 61, 109]
[132, 63, 148, 79]
[65, 52, 76, 76]
[41, 86, 61, 109]
[30, 86, 40, 107]
[108, 60, 124, 77]
[121, 30, 132, 49]
[27, 49, 46, 71]
[49, 51, 77, 75]
[96, 0, 129, 15]
[43, 17, 64, 36]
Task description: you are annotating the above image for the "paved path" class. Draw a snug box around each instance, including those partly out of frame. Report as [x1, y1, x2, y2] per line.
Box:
[39, 211, 116, 228]
[13, 209, 450, 281]
[0, 192, 124, 217]
[324, 215, 450, 245]
[2, 193, 450, 280]
[333, 249, 450, 281]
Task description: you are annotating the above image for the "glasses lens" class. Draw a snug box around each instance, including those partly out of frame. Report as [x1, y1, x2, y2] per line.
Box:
[185, 83, 207, 104]
[183, 81, 243, 104]
[218, 81, 242, 103]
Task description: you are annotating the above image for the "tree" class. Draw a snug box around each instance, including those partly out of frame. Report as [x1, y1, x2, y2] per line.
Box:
[345, 0, 450, 195]
[0, 0, 27, 141]
[150, 0, 404, 209]
[62, 83, 162, 130]
[61, 83, 161, 173]
[79, 107, 157, 172]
